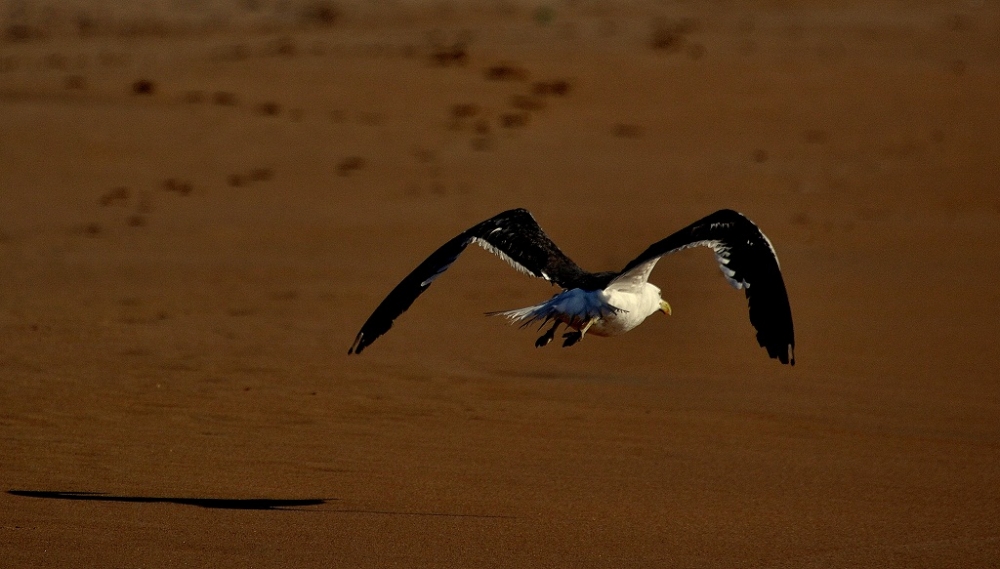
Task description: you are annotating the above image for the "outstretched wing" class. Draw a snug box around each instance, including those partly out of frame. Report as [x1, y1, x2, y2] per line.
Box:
[348, 208, 587, 354]
[617, 209, 795, 365]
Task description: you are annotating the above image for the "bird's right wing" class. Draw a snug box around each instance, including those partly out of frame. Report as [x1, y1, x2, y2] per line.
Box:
[348, 208, 585, 354]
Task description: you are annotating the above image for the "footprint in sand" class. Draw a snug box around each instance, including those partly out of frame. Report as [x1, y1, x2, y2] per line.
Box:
[64, 74, 87, 90]
[99, 187, 130, 207]
[430, 42, 468, 67]
[484, 63, 529, 82]
[266, 36, 298, 57]
[451, 103, 479, 120]
[127, 192, 154, 227]
[509, 94, 545, 112]
[248, 167, 274, 182]
[531, 80, 572, 97]
[337, 156, 366, 177]
[612, 123, 643, 138]
[78, 222, 102, 237]
[255, 101, 282, 116]
[163, 178, 193, 195]
[427, 29, 470, 67]
[499, 112, 530, 129]
[229, 167, 275, 187]
[649, 17, 700, 52]
[131, 79, 155, 95]
[212, 91, 238, 107]
[471, 118, 492, 150]
[448, 103, 479, 130]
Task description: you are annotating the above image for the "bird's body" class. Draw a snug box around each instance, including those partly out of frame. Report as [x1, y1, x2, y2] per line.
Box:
[489, 280, 667, 341]
[349, 208, 795, 365]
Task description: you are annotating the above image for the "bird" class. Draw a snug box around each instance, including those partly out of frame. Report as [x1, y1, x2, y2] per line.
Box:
[348, 208, 795, 365]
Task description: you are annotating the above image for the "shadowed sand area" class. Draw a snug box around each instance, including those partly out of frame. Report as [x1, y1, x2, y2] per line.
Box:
[2, 1, 999, 567]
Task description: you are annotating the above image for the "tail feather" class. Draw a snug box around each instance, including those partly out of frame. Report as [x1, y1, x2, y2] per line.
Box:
[486, 290, 627, 331]
[485, 303, 549, 328]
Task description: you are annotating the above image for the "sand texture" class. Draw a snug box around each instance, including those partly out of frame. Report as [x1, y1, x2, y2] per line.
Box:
[2, 1, 999, 567]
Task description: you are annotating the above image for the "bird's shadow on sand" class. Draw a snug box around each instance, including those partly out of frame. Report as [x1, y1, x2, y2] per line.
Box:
[8, 490, 326, 511]
[9, 490, 517, 518]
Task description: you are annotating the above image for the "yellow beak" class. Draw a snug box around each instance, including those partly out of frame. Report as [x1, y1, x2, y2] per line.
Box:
[659, 300, 672, 316]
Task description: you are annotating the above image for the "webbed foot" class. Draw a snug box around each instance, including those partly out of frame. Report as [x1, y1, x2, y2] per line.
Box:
[535, 321, 560, 348]
[561, 318, 596, 348]
[536, 332, 554, 348]
[562, 331, 582, 347]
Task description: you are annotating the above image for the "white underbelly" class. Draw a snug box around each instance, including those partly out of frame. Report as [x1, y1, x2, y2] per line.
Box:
[589, 286, 661, 336]
[491, 283, 663, 338]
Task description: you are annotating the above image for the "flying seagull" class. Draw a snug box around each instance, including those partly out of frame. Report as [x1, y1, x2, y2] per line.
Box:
[348, 208, 795, 365]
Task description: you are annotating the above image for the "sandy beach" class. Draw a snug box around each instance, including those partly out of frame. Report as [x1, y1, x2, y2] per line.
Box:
[2, 1, 999, 566]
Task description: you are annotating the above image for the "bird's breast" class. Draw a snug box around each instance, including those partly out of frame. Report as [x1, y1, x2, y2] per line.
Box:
[590, 285, 663, 336]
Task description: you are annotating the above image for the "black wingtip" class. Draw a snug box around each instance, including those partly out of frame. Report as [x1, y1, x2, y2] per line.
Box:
[348, 332, 364, 355]
[764, 339, 795, 365]
[775, 344, 795, 366]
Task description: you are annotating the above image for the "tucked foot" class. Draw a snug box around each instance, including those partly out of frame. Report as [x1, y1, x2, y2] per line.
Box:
[562, 331, 582, 347]
[561, 318, 594, 348]
[535, 320, 560, 348]
[535, 331, 554, 348]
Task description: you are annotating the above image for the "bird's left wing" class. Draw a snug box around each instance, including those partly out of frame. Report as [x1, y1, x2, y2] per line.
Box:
[348, 208, 586, 354]
[616, 209, 795, 365]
